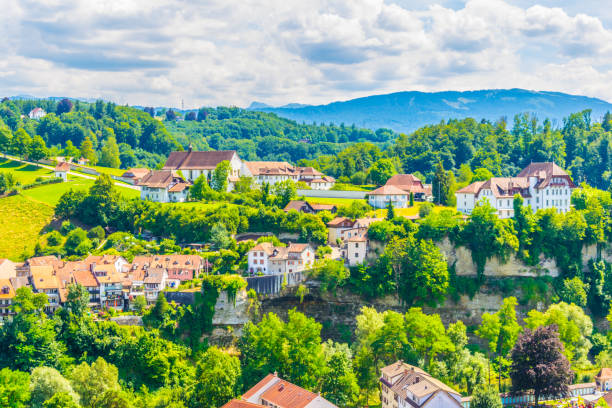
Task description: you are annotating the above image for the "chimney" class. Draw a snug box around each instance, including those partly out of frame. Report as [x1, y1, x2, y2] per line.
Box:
[273, 371, 278, 377]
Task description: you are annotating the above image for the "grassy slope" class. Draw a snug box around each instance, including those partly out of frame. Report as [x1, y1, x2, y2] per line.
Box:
[0, 195, 54, 261]
[368, 202, 455, 218]
[0, 159, 55, 184]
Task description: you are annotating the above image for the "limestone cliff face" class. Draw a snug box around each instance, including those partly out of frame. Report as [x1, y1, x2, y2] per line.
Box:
[435, 237, 559, 277]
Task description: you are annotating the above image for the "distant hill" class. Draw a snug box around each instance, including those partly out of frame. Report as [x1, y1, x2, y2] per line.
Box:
[251, 89, 612, 133]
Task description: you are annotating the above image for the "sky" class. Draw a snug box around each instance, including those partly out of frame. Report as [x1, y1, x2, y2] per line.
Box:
[2, 0, 612, 108]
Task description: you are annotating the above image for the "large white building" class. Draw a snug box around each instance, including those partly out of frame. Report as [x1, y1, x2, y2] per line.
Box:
[163, 148, 242, 188]
[380, 361, 463, 408]
[368, 185, 409, 209]
[247, 242, 315, 275]
[242, 161, 335, 190]
[455, 162, 577, 219]
[138, 170, 191, 203]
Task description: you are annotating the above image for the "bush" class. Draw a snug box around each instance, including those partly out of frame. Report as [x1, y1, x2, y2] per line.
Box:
[87, 225, 105, 240]
[60, 221, 75, 235]
[418, 202, 434, 218]
[46, 231, 63, 247]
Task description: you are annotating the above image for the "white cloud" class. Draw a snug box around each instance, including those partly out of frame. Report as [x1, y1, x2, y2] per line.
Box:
[1, 0, 612, 107]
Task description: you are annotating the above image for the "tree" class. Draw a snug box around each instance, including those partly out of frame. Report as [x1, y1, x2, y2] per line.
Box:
[87, 225, 105, 240]
[0, 122, 12, 155]
[404, 308, 453, 367]
[308, 259, 349, 293]
[64, 283, 89, 317]
[63, 228, 91, 256]
[367, 158, 396, 185]
[189, 174, 208, 201]
[134, 295, 147, 315]
[11, 128, 31, 158]
[470, 384, 502, 408]
[386, 200, 395, 220]
[409, 192, 414, 207]
[56, 99, 73, 115]
[560, 277, 588, 307]
[0, 367, 30, 408]
[98, 136, 121, 168]
[191, 347, 241, 408]
[320, 341, 359, 407]
[210, 223, 233, 249]
[211, 160, 231, 192]
[28, 136, 48, 161]
[418, 202, 434, 218]
[432, 162, 454, 206]
[510, 326, 573, 407]
[42, 392, 80, 408]
[197, 108, 208, 121]
[165, 110, 177, 121]
[30, 367, 79, 408]
[476, 297, 521, 391]
[239, 310, 326, 390]
[62, 140, 80, 158]
[69, 357, 120, 408]
[79, 137, 96, 165]
[273, 179, 297, 207]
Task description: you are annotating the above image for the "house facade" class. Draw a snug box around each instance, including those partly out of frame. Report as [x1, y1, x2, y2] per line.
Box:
[327, 217, 379, 244]
[28, 108, 46, 120]
[163, 147, 242, 189]
[368, 185, 409, 209]
[54, 162, 70, 181]
[144, 268, 167, 304]
[247, 243, 315, 275]
[385, 174, 433, 201]
[342, 231, 369, 266]
[242, 161, 336, 190]
[455, 162, 577, 219]
[236, 373, 338, 408]
[380, 361, 463, 408]
[139, 170, 190, 202]
[0, 279, 15, 320]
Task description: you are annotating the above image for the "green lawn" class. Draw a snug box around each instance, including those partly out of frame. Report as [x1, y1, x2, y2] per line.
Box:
[0, 195, 54, 260]
[0, 159, 55, 184]
[368, 202, 455, 219]
[21, 176, 139, 206]
[303, 197, 363, 207]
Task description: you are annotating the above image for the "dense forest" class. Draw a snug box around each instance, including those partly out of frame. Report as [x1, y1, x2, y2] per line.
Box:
[1, 98, 610, 191]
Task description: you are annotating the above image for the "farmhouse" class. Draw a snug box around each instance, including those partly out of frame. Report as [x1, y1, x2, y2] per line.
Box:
[54, 161, 70, 181]
[163, 147, 242, 188]
[28, 107, 46, 120]
[368, 185, 409, 209]
[455, 162, 577, 218]
[380, 361, 462, 408]
[385, 174, 432, 201]
[138, 170, 191, 202]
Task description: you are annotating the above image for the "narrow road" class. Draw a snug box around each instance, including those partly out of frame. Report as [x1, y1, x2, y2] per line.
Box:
[3, 155, 141, 191]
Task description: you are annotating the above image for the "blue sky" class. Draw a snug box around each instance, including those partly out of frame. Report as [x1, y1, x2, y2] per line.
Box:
[2, 0, 612, 108]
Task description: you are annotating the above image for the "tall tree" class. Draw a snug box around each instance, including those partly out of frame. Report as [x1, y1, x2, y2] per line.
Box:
[28, 135, 48, 161]
[510, 326, 573, 407]
[98, 136, 121, 168]
[432, 162, 455, 206]
[11, 128, 31, 158]
[189, 174, 209, 200]
[211, 160, 231, 192]
[56, 99, 73, 115]
[79, 137, 97, 165]
[386, 200, 395, 220]
[191, 346, 241, 408]
[476, 297, 521, 391]
[470, 384, 502, 408]
[367, 158, 396, 185]
[0, 367, 30, 408]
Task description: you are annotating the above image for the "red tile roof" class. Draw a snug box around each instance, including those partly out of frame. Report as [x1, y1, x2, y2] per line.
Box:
[221, 400, 264, 408]
[55, 162, 71, 172]
[385, 174, 427, 194]
[369, 185, 408, 195]
[163, 150, 237, 170]
[260, 379, 319, 408]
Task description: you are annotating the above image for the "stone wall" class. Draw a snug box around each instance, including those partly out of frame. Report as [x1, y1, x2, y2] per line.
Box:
[246, 272, 306, 295]
[164, 289, 250, 327]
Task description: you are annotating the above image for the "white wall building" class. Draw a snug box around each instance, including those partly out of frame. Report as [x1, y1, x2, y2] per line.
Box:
[455, 162, 577, 219]
[139, 170, 190, 203]
[54, 162, 70, 181]
[28, 108, 46, 120]
[368, 185, 409, 209]
[247, 243, 314, 275]
[380, 361, 463, 408]
[163, 147, 242, 190]
[242, 161, 336, 190]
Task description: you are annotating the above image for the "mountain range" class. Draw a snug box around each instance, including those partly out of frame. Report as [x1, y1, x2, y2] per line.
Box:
[249, 89, 612, 133]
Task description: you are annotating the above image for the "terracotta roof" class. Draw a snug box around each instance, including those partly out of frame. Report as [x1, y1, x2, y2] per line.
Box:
[28, 256, 61, 267]
[121, 168, 150, 179]
[455, 181, 485, 194]
[309, 176, 335, 183]
[144, 268, 166, 284]
[284, 200, 314, 212]
[163, 150, 237, 170]
[0, 279, 15, 299]
[72, 269, 99, 288]
[260, 379, 319, 408]
[138, 170, 184, 188]
[600, 392, 612, 407]
[326, 217, 355, 228]
[385, 174, 427, 194]
[132, 255, 203, 271]
[221, 400, 264, 408]
[31, 271, 60, 290]
[168, 182, 189, 192]
[369, 185, 408, 195]
[310, 203, 336, 211]
[347, 231, 368, 242]
[243, 374, 278, 400]
[288, 243, 309, 253]
[9, 276, 29, 291]
[251, 242, 276, 255]
[296, 167, 324, 178]
[597, 368, 612, 380]
[55, 161, 71, 171]
[245, 161, 296, 176]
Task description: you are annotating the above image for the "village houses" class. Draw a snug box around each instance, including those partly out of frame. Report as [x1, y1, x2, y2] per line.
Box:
[223, 372, 338, 408]
[138, 170, 191, 203]
[455, 162, 577, 219]
[163, 147, 242, 190]
[380, 361, 463, 408]
[247, 242, 315, 275]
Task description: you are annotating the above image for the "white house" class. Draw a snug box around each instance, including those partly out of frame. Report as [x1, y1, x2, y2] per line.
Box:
[326, 217, 379, 244]
[242, 162, 335, 190]
[138, 170, 190, 203]
[247, 243, 315, 275]
[455, 162, 577, 219]
[54, 162, 70, 181]
[380, 361, 463, 408]
[368, 185, 409, 209]
[163, 147, 242, 190]
[28, 108, 46, 120]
